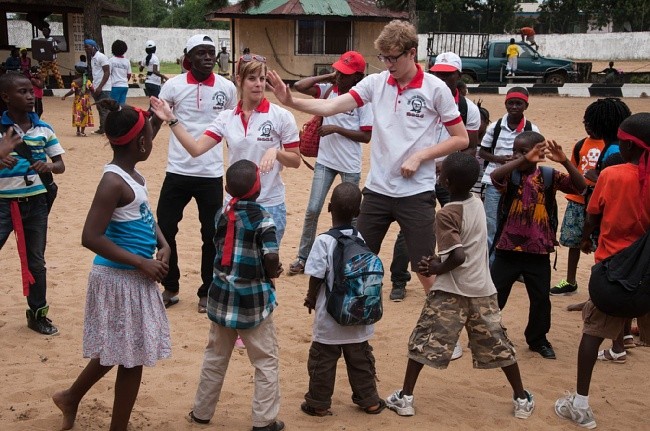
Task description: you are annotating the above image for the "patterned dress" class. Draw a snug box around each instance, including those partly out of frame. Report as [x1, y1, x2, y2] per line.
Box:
[83, 164, 171, 367]
[71, 77, 95, 128]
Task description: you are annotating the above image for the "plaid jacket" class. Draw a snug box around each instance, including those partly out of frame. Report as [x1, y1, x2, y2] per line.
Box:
[207, 201, 279, 329]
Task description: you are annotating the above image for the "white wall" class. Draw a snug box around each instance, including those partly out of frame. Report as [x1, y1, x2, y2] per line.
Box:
[417, 31, 650, 61]
[6, 21, 230, 62]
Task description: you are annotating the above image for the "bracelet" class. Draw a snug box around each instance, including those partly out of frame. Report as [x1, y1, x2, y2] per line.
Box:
[168, 118, 179, 127]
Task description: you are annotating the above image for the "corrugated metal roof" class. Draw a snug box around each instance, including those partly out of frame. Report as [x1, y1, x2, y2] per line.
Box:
[207, 0, 407, 20]
[301, 0, 352, 16]
[246, 0, 293, 14]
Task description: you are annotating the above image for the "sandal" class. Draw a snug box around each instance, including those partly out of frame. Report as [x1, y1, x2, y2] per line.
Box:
[288, 259, 305, 276]
[597, 348, 626, 364]
[624, 335, 636, 350]
[79, 133, 87, 137]
[300, 402, 332, 417]
[198, 296, 207, 313]
[363, 399, 387, 415]
[187, 410, 210, 424]
[76, 131, 81, 136]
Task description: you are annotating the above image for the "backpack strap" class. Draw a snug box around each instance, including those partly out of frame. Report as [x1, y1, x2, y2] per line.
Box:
[458, 95, 468, 126]
[324, 226, 357, 292]
[489, 118, 503, 153]
[572, 138, 586, 166]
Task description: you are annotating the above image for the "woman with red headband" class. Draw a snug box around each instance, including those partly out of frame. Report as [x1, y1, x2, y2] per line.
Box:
[150, 54, 300, 247]
[556, 112, 650, 429]
[53, 100, 171, 431]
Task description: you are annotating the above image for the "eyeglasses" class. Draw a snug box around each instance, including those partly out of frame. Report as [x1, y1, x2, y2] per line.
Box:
[240, 54, 266, 63]
[377, 50, 408, 64]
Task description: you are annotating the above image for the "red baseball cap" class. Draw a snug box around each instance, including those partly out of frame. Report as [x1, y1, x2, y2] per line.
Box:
[332, 51, 366, 75]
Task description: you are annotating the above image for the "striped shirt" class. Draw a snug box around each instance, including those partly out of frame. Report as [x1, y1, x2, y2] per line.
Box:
[207, 201, 279, 329]
[0, 112, 64, 198]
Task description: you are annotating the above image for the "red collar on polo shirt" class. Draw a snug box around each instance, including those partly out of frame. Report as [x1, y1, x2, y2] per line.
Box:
[186, 71, 215, 86]
[387, 64, 424, 93]
[234, 98, 270, 115]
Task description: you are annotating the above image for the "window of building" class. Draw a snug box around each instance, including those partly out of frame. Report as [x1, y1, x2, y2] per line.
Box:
[296, 20, 351, 55]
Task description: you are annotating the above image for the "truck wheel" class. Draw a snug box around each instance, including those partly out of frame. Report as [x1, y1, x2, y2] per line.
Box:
[545, 73, 566, 85]
[461, 73, 476, 84]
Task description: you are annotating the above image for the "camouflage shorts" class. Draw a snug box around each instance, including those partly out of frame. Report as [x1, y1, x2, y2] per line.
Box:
[407, 290, 517, 370]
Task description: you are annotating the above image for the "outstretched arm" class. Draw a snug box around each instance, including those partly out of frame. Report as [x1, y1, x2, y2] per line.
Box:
[150, 96, 219, 157]
[267, 70, 357, 116]
[293, 72, 336, 97]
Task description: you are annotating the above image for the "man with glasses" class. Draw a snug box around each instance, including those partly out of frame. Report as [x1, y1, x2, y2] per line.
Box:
[151, 34, 237, 313]
[268, 20, 468, 302]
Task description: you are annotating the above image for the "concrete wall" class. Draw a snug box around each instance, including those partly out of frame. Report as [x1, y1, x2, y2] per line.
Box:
[417, 31, 650, 61]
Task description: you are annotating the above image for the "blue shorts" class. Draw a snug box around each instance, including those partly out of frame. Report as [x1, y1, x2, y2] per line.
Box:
[110, 87, 128, 105]
[559, 200, 586, 248]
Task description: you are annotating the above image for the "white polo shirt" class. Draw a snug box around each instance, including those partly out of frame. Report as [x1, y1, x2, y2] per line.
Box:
[141, 54, 161, 86]
[480, 114, 540, 184]
[159, 71, 237, 178]
[90, 51, 111, 91]
[109, 56, 131, 88]
[314, 84, 373, 174]
[204, 98, 299, 207]
[434, 89, 480, 144]
[349, 65, 462, 198]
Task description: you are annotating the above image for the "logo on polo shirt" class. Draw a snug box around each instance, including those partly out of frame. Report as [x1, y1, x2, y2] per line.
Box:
[406, 95, 425, 118]
[258, 121, 274, 141]
[213, 91, 227, 110]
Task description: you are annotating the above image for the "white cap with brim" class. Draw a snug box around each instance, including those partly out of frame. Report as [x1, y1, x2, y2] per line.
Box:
[186, 34, 216, 53]
[430, 52, 462, 73]
[145, 40, 156, 49]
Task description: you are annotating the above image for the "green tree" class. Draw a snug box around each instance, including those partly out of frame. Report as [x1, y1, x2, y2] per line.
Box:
[538, 0, 588, 33]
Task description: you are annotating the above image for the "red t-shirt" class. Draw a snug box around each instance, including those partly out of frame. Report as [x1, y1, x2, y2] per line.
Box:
[587, 163, 650, 262]
[521, 27, 535, 36]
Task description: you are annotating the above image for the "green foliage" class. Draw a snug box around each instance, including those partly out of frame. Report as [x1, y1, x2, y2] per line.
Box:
[103, 0, 228, 29]
[538, 0, 650, 33]
[630, 74, 650, 84]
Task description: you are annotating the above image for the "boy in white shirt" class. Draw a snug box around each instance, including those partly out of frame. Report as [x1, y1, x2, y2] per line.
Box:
[108, 40, 132, 104]
[302, 182, 385, 417]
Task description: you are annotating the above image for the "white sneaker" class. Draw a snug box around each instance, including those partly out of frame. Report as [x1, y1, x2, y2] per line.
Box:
[513, 390, 535, 419]
[451, 341, 463, 360]
[385, 389, 415, 416]
[555, 393, 597, 429]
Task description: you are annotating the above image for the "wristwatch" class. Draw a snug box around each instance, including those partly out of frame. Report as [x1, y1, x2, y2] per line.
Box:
[167, 118, 179, 127]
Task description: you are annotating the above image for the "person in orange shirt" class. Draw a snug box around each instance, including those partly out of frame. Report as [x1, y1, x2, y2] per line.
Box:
[551, 102, 606, 295]
[519, 27, 538, 50]
[555, 112, 650, 429]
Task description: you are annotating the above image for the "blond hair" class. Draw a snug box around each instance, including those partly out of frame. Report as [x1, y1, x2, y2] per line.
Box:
[374, 20, 418, 54]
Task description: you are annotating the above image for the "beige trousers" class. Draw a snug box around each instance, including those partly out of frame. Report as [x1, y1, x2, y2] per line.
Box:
[192, 315, 280, 427]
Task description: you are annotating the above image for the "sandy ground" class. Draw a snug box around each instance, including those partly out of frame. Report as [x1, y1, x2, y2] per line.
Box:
[1, 94, 648, 431]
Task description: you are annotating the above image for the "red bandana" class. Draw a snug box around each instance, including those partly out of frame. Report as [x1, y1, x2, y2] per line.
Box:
[618, 128, 650, 199]
[220, 168, 262, 267]
[107, 107, 150, 146]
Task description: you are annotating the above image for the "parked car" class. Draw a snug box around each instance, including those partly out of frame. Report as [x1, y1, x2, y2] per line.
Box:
[427, 32, 579, 85]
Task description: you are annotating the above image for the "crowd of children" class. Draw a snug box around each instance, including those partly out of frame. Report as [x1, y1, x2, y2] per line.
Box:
[1, 21, 649, 431]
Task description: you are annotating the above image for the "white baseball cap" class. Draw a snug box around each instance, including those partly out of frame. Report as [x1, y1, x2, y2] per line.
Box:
[430, 52, 462, 72]
[186, 34, 216, 53]
[145, 40, 156, 49]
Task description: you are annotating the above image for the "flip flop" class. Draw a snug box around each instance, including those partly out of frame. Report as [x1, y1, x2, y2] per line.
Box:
[364, 399, 387, 415]
[624, 335, 636, 349]
[300, 402, 332, 417]
[198, 296, 208, 313]
[597, 348, 626, 364]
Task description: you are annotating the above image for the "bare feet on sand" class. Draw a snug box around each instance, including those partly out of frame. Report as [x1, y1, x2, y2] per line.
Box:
[52, 390, 78, 430]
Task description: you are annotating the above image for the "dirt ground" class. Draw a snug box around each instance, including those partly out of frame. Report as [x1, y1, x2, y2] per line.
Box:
[0, 94, 648, 431]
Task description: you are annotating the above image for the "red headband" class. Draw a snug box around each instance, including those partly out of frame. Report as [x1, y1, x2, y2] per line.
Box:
[618, 127, 650, 206]
[505, 92, 529, 102]
[221, 167, 262, 267]
[618, 129, 649, 150]
[107, 107, 150, 146]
